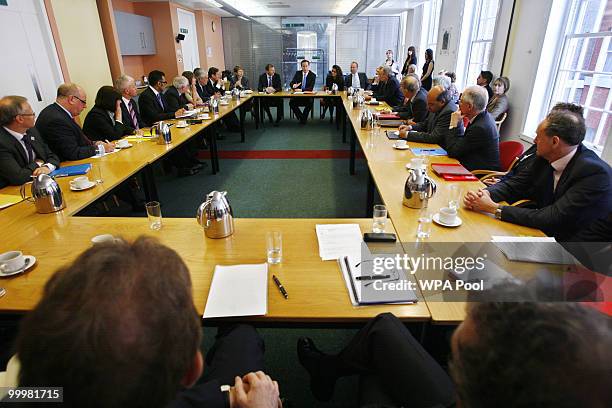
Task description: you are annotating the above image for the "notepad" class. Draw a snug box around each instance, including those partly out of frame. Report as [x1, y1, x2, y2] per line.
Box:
[49, 163, 91, 177]
[491, 236, 578, 265]
[411, 147, 447, 156]
[203, 263, 268, 318]
[316, 224, 363, 261]
[0, 194, 23, 209]
[177, 110, 198, 118]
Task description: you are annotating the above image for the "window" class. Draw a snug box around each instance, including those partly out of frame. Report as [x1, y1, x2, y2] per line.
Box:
[464, 0, 501, 86]
[426, 0, 442, 54]
[549, 0, 611, 151]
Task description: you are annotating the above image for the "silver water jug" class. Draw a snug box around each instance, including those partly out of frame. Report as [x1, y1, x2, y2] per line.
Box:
[347, 86, 354, 96]
[360, 109, 373, 129]
[211, 97, 219, 115]
[20, 174, 66, 214]
[353, 94, 364, 109]
[152, 121, 171, 145]
[331, 83, 338, 95]
[403, 165, 436, 209]
[231, 87, 241, 100]
[196, 191, 234, 238]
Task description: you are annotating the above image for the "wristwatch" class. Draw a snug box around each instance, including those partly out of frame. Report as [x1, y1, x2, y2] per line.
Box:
[220, 384, 231, 408]
[495, 206, 504, 220]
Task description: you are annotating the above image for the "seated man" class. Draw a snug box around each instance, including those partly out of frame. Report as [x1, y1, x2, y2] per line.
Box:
[36, 83, 114, 161]
[0, 95, 59, 187]
[446, 85, 500, 171]
[206, 67, 241, 133]
[398, 85, 462, 146]
[289, 59, 317, 124]
[257, 63, 283, 126]
[464, 108, 612, 241]
[392, 74, 428, 122]
[115, 74, 144, 131]
[476, 70, 494, 99]
[165, 75, 194, 112]
[193, 68, 209, 102]
[10, 237, 281, 408]
[368, 65, 403, 106]
[344, 61, 369, 90]
[298, 303, 610, 407]
[138, 70, 185, 126]
[83, 86, 135, 142]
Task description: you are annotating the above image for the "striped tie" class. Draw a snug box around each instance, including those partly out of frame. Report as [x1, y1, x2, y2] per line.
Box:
[128, 101, 139, 129]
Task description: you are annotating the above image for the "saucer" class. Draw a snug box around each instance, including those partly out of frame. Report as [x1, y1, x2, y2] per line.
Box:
[0, 255, 36, 277]
[70, 180, 96, 191]
[433, 213, 462, 227]
[393, 143, 410, 150]
[293, 91, 304, 95]
[116, 143, 132, 149]
[175, 125, 189, 128]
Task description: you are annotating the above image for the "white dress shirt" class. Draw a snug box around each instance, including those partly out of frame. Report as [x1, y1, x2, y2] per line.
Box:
[351, 73, 361, 89]
[3, 126, 56, 171]
[550, 147, 578, 191]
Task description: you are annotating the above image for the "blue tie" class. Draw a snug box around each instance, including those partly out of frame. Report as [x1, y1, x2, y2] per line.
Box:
[302, 73, 307, 91]
[156, 93, 164, 110]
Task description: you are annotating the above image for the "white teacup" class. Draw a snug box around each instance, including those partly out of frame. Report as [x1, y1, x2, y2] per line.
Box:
[70, 176, 90, 189]
[198, 114, 210, 120]
[370, 98, 377, 103]
[116, 139, 129, 148]
[396, 139, 408, 148]
[0, 251, 25, 274]
[177, 120, 188, 127]
[439, 207, 458, 224]
[91, 234, 117, 245]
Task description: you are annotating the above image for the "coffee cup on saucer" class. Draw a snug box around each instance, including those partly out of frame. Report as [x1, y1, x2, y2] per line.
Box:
[70, 176, 90, 189]
[395, 139, 408, 148]
[91, 234, 117, 245]
[438, 207, 458, 224]
[177, 120, 188, 127]
[116, 139, 129, 148]
[0, 251, 25, 274]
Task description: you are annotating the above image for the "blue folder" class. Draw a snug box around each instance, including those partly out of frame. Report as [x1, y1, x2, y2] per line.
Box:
[410, 147, 447, 156]
[50, 163, 91, 177]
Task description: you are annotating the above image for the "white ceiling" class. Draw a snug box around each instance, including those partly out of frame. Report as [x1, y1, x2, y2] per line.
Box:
[134, 0, 426, 17]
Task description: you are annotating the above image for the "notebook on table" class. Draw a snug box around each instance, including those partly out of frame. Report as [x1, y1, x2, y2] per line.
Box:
[379, 120, 404, 127]
[49, 163, 91, 178]
[431, 163, 478, 181]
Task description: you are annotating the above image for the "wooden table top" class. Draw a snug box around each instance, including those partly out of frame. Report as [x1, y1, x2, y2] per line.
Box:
[0, 218, 431, 322]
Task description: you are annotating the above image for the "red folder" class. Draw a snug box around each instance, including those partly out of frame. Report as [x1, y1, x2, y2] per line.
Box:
[431, 163, 479, 181]
[378, 114, 400, 120]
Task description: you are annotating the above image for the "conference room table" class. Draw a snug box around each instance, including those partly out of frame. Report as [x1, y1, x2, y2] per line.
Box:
[0, 92, 555, 325]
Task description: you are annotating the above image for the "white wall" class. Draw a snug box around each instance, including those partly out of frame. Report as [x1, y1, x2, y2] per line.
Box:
[489, 0, 514, 77]
[435, 0, 465, 75]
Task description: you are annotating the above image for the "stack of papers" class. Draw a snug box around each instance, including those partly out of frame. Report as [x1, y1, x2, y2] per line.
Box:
[491, 236, 578, 265]
[177, 110, 198, 118]
[315, 224, 363, 260]
[203, 263, 268, 318]
[0, 194, 23, 209]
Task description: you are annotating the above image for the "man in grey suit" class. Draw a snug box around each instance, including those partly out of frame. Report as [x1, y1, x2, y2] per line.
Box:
[0, 96, 59, 187]
[398, 85, 462, 147]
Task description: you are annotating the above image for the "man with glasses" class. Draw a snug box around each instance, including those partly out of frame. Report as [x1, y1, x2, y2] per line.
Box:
[36, 83, 114, 161]
[138, 70, 186, 127]
[0, 95, 59, 187]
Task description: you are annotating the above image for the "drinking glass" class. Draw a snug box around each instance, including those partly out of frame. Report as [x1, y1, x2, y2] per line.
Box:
[266, 231, 282, 264]
[448, 184, 462, 210]
[416, 208, 432, 239]
[372, 205, 387, 233]
[146, 201, 162, 230]
[91, 162, 103, 184]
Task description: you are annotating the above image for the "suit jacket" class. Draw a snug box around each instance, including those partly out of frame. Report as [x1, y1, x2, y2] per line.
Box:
[501, 144, 536, 182]
[325, 73, 345, 91]
[195, 81, 208, 101]
[406, 101, 462, 147]
[344, 72, 369, 90]
[257, 73, 282, 92]
[230, 76, 250, 90]
[487, 144, 612, 241]
[484, 84, 493, 100]
[444, 111, 500, 171]
[82, 106, 134, 142]
[0, 127, 60, 187]
[373, 76, 403, 106]
[394, 87, 428, 122]
[204, 79, 225, 98]
[138, 87, 176, 126]
[120, 99, 144, 130]
[370, 79, 385, 94]
[290, 70, 316, 91]
[486, 94, 509, 121]
[164, 86, 190, 112]
[35, 103, 96, 161]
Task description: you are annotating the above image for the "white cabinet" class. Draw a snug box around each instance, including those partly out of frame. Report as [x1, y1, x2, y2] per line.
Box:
[114, 11, 156, 56]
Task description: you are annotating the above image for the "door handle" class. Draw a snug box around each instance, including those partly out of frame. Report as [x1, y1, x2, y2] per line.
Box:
[140, 32, 145, 48]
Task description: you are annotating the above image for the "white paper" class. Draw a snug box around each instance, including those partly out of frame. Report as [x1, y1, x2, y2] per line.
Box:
[491, 236, 556, 242]
[491, 236, 577, 264]
[177, 110, 198, 118]
[316, 224, 363, 261]
[203, 263, 268, 318]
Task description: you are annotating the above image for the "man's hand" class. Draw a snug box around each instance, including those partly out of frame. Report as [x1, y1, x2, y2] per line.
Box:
[292, 82, 301, 90]
[186, 103, 194, 110]
[265, 86, 275, 94]
[450, 109, 463, 129]
[231, 372, 279, 408]
[95, 140, 115, 153]
[32, 166, 51, 176]
[482, 177, 500, 186]
[464, 189, 499, 214]
[398, 124, 412, 132]
[115, 99, 123, 123]
[175, 108, 185, 118]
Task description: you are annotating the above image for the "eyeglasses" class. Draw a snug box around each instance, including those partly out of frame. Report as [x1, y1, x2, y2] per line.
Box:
[72, 95, 87, 105]
[159, 81, 168, 85]
[18, 112, 36, 117]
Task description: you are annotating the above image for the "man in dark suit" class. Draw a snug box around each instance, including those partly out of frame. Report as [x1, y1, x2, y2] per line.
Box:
[344, 61, 369, 90]
[206, 67, 241, 133]
[289, 59, 317, 124]
[393, 75, 428, 122]
[115, 74, 144, 130]
[165, 76, 193, 112]
[138, 70, 185, 127]
[36, 83, 114, 161]
[193, 68, 209, 102]
[464, 109, 612, 241]
[257, 63, 283, 126]
[476, 70, 494, 100]
[0, 96, 60, 187]
[445, 85, 500, 171]
[399, 86, 462, 146]
[11, 238, 281, 408]
[369, 66, 403, 106]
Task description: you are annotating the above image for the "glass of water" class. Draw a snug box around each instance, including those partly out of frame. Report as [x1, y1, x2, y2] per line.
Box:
[416, 208, 432, 239]
[91, 162, 103, 184]
[145, 201, 162, 230]
[448, 184, 462, 210]
[266, 231, 282, 264]
[372, 204, 387, 233]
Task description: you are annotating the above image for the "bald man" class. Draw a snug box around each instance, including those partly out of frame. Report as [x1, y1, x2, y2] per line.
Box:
[398, 85, 461, 146]
[36, 83, 113, 161]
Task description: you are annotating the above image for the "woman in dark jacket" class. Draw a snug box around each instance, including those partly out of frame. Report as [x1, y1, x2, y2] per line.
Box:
[421, 49, 434, 91]
[401, 46, 418, 76]
[321, 65, 345, 121]
[83, 86, 134, 142]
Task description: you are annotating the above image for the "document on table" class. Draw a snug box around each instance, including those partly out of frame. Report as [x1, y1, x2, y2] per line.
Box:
[203, 263, 268, 318]
[177, 110, 198, 118]
[491, 236, 579, 265]
[316, 224, 363, 261]
[0, 194, 23, 209]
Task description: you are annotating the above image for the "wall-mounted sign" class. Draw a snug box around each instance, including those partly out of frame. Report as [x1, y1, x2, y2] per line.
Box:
[180, 28, 188, 34]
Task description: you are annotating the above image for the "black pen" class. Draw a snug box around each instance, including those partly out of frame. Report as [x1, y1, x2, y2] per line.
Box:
[272, 275, 288, 299]
[356, 275, 391, 281]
